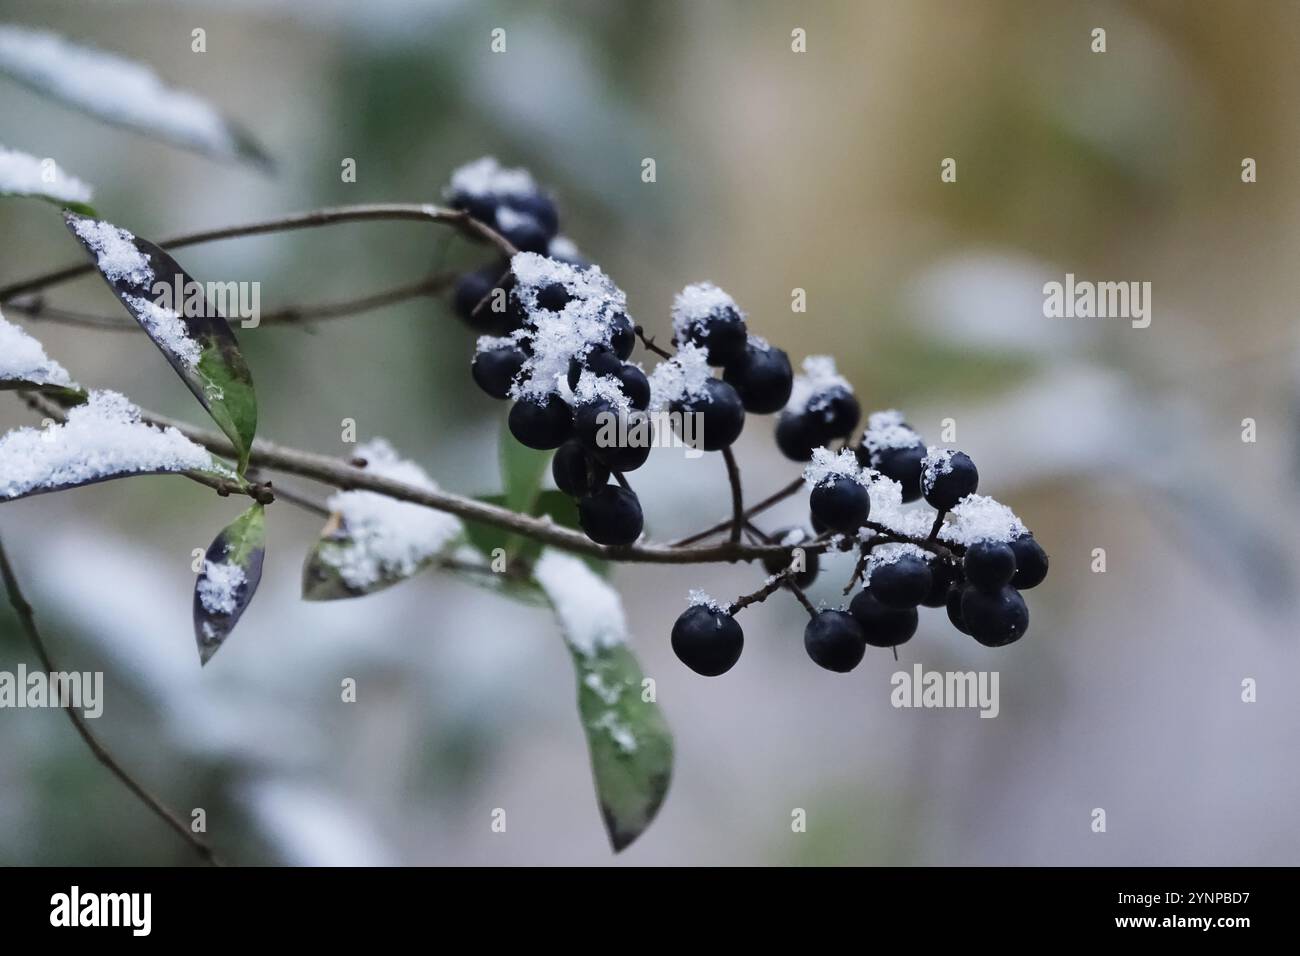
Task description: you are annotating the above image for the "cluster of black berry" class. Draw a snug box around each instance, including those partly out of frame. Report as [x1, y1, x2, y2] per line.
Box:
[672, 415, 1048, 678]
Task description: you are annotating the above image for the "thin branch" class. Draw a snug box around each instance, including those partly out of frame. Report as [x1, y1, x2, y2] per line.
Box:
[720, 446, 745, 545]
[786, 580, 819, 618]
[728, 569, 793, 614]
[670, 476, 805, 547]
[0, 537, 223, 866]
[633, 325, 674, 359]
[0, 204, 515, 303]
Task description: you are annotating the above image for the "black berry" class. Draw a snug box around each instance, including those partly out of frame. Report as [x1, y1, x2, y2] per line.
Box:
[508, 395, 573, 450]
[808, 386, 860, 442]
[868, 552, 933, 609]
[470, 343, 526, 400]
[681, 305, 747, 366]
[803, 610, 867, 673]
[922, 450, 978, 511]
[723, 343, 793, 414]
[775, 411, 822, 461]
[608, 313, 635, 360]
[1009, 534, 1049, 590]
[963, 540, 1016, 592]
[760, 528, 820, 587]
[671, 604, 744, 677]
[573, 401, 650, 471]
[453, 266, 515, 333]
[614, 363, 650, 410]
[673, 378, 745, 451]
[566, 344, 623, 390]
[506, 191, 559, 236]
[536, 281, 571, 312]
[808, 476, 870, 533]
[552, 440, 610, 498]
[578, 484, 644, 546]
[865, 442, 926, 503]
[848, 589, 918, 647]
[960, 586, 1029, 647]
[920, 559, 959, 608]
[945, 585, 969, 634]
[494, 205, 552, 253]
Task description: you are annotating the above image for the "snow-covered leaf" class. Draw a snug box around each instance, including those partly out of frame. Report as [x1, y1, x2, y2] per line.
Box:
[0, 389, 231, 501]
[0, 308, 86, 404]
[0, 25, 271, 167]
[534, 550, 673, 852]
[194, 503, 265, 665]
[0, 144, 94, 214]
[64, 212, 257, 474]
[302, 439, 465, 600]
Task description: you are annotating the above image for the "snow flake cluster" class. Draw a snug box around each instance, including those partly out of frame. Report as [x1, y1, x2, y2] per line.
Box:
[803, 446, 869, 488]
[863, 409, 922, 456]
[647, 342, 712, 410]
[197, 560, 246, 615]
[534, 550, 627, 655]
[0, 145, 92, 204]
[939, 494, 1027, 547]
[671, 282, 741, 342]
[69, 217, 152, 285]
[785, 355, 852, 416]
[0, 311, 76, 388]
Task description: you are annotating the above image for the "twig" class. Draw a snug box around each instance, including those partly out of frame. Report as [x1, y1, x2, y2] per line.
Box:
[633, 325, 674, 359]
[786, 580, 818, 618]
[670, 476, 805, 547]
[0, 204, 516, 303]
[728, 570, 792, 614]
[720, 446, 745, 545]
[0, 537, 223, 866]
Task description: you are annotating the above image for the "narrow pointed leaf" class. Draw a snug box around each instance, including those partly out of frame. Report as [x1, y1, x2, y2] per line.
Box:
[64, 213, 257, 473]
[534, 550, 673, 852]
[0, 25, 271, 168]
[0, 389, 233, 502]
[0, 144, 95, 214]
[301, 439, 465, 600]
[194, 503, 265, 664]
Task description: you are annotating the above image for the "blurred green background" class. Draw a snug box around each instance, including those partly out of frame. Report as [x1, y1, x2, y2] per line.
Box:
[1, 0, 1298, 865]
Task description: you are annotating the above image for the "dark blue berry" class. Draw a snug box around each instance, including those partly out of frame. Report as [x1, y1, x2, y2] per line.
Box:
[867, 442, 926, 503]
[681, 305, 747, 366]
[946, 585, 969, 634]
[671, 605, 744, 676]
[506, 192, 559, 236]
[470, 343, 526, 400]
[960, 586, 1028, 647]
[574, 401, 651, 472]
[804, 610, 867, 673]
[775, 410, 822, 461]
[1009, 534, 1049, 590]
[809, 476, 870, 534]
[723, 343, 793, 414]
[494, 205, 553, 253]
[453, 266, 516, 333]
[920, 560, 960, 608]
[552, 440, 610, 498]
[608, 313, 635, 360]
[536, 282, 570, 312]
[868, 553, 933, 609]
[566, 344, 623, 390]
[449, 192, 499, 225]
[922, 451, 978, 511]
[848, 589, 918, 647]
[760, 528, 820, 587]
[964, 541, 1016, 592]
[615, 363, 651, 410]
[808, 387, 860, 442]
[672, 378, 745, 451]
[508, 395, 573, 450]
[578, 484, 644, 546]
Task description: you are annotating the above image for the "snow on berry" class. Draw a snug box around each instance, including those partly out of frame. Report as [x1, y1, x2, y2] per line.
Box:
[0, 390, 222, 500]
[125, 295, 202, 368]
[861, 472, 936, 539]
[197, 559, 246, 615]
[474, 334, 520, 355]
[534, 549, 627, 655]
[0, 311, 76, 388]
[571, 368, 631, 411]
[864, 408, 922, 454]
[939, 494, 1027, 547]
[671, 282, 740, 340]
[321, 439, 463, 590]
[865, 543, 932, 583]
[648, 342, 712, 411]
[69, 217, 152, 285]
[686, 588, 728, 613]
[785, 355, 853, 415]
[803, 447, 869, 488]
[446, 155, 538, 201]
[920, 446, 956, 495]
[0, 144, 92, 204]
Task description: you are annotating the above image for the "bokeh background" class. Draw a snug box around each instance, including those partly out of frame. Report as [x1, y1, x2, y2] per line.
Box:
[1, 0, 1297, 865]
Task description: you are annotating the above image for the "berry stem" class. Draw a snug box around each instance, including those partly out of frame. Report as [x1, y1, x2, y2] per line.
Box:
[670, 476, 804, 546]
[786, 580, 819, 619]
[727, 570, 793, 614]
[720, 446, 745, 545]
[632, 325, 674, 359]
[612, 470, 632, 491]
[927, 509, 947, 542]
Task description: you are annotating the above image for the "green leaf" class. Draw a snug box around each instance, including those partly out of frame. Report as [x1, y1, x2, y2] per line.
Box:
[193, 503, 265, 665]
[64, 212, 258, 474]
[0, 25, 272, 168]
[0, 309, 87, 404]
[499, 423, 550, 557]
[534, 550, 673, 852]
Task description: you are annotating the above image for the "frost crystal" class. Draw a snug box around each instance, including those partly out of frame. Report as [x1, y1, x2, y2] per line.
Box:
[803, 447, 868, 488]
[197, 560, 246, 615]
[939, 494, 1026, 546]
[671, 282, 740, 341]
[648, 342, 712, 410]
[785, 355, 852, 415]
[534, 550, 627, 655]
[0, 390, 219, 500]
[0, 145, 92, 204]
[864, 408, 922, 456]
[125, 295, 202, 367]
[0, 26, 245, 160]
[863, 472, 935, 539]
[865, 543, 931, 583]
[70, 217, 152, 285]
[322, 439, 463, 589]
[920, 447, 956, 495]
[0, 311, 76, 387]
[687, 589, 727, 613]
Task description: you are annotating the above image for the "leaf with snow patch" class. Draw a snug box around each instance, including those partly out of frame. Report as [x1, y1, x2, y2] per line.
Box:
[0, 25, 271, 168]
[534, 550, 673, 852]
[0, 389, 233, 502]
[0, 145, 95, 214]
[302, 439, 466, 600]
[64, 212, 257, 474]
[0, 309, 86, 404]
[194, 503, 265, 665]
